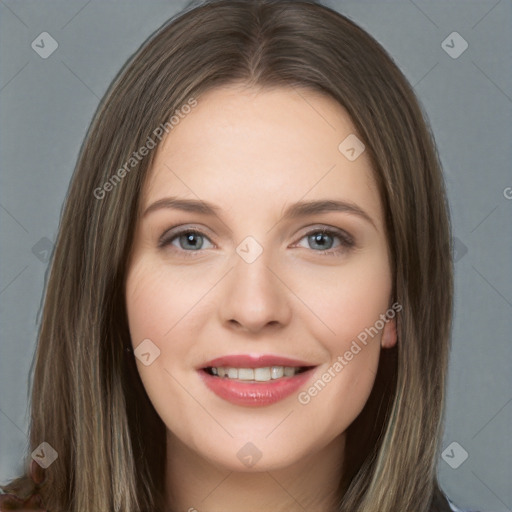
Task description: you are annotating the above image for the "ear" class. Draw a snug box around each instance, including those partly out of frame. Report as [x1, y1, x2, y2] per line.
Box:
[381, 317, 397, 349]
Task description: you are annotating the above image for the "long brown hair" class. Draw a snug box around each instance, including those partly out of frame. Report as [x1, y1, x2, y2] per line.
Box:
[1, 1, 453, 511]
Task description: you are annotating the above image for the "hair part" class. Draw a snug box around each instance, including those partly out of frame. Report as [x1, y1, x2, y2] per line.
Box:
[1, 1, 453, 511]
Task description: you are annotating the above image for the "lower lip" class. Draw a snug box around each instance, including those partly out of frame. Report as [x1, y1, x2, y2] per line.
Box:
[198, 368, 316, 407]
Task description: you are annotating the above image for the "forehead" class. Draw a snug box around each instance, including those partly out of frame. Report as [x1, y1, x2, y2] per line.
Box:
[142, 85, 383, 228]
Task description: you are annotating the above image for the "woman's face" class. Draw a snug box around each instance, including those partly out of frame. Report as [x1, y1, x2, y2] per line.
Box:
[125, 85, 397, 472]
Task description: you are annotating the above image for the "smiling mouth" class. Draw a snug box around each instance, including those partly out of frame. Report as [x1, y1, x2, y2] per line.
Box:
[198, 362, 317, 406]
[203, 366, 313, 382]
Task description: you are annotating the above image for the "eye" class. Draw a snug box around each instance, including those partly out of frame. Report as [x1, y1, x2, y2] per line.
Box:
[158, 227, 214, 256]
[294, 227, 355, 256]
[158, 225, 355, 257]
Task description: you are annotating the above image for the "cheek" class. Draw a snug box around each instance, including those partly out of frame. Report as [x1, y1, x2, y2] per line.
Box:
[295, 248, 392, 354]
[125, 257, 215, 394]
[124, 259, 202, 427]
[124, 260, 188, 404]
[293, 248, 391, 418]
[126, 259, 200, 343]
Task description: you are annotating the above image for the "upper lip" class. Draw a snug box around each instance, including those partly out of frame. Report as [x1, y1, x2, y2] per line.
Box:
[199, 354, 317, 369]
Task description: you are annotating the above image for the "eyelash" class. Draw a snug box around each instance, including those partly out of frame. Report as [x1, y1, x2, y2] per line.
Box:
[157, 225, 355, 258]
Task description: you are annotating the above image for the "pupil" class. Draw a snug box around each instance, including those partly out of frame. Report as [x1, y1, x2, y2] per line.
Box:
[182, 233, 202, 249]
[311, 233, 332, 250]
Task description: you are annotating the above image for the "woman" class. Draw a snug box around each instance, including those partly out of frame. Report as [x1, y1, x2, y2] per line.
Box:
[0, 0, 474, 510]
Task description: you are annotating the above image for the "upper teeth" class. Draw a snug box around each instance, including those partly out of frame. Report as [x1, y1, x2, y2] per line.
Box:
[210, 366, 300, 381]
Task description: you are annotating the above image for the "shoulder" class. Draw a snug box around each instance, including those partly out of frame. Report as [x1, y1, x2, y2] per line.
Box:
[0, 460, 47, 511]
[0, 491, 46, 511]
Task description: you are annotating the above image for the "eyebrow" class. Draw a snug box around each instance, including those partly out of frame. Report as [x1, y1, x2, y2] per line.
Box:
[143, 196, 376, 229]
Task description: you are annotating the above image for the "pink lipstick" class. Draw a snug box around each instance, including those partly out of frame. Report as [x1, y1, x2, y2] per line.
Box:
[197, 354, 317, 407]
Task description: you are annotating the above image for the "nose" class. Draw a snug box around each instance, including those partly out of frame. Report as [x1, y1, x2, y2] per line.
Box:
[217, 247, 292, 334]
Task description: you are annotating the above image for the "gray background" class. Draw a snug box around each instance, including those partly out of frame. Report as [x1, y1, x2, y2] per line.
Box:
[0, 1, 511, 511]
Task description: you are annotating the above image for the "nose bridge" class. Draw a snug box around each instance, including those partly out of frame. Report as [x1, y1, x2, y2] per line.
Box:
[219, 235, 290, 332]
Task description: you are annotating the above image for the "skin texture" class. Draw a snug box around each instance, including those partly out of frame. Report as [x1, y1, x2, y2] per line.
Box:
[125, 84, 397, 512]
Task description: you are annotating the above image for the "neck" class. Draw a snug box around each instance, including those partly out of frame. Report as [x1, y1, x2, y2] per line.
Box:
[165, 431, 345, 512]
